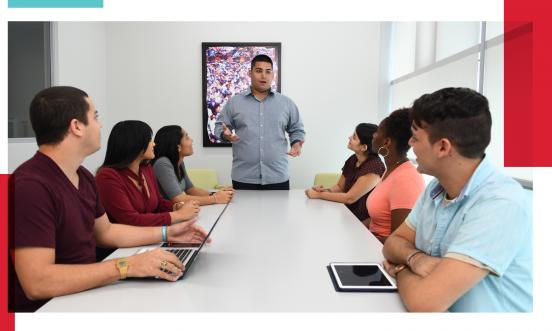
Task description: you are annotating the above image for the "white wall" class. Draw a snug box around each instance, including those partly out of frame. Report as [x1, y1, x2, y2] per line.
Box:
[8, 22, 108, 172]
[104, 22, 384, 189]
[10, 22, 525, 186]
[8, 22, 385, 189]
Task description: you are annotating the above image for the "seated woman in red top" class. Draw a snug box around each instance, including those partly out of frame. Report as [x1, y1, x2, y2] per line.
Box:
[305, 123, 385, 221]
[367, 108, 425, 243]
[96, 120, 199, 227]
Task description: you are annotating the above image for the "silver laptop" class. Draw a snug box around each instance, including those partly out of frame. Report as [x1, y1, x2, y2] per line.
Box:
[134, 204, 228, 280]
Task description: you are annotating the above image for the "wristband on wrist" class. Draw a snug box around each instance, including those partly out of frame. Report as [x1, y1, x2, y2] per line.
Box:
[161, 225, 167, 242]
[406, 250, 423, 267]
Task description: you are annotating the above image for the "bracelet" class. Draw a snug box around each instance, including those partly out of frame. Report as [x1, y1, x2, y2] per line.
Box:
[406, 250, 423, 267]
[213, 193, 218, 203]
[161, 225, 167, 242]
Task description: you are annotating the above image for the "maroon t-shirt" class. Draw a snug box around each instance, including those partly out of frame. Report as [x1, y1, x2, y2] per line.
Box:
[341, 154, 385, 221]
[9, 152, 105, 312]
[95, 164, 173, 227]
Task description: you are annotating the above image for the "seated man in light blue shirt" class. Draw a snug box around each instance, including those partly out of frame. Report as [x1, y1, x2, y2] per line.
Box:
[214, 54, 305, 190]
[382, 87, 532, 312]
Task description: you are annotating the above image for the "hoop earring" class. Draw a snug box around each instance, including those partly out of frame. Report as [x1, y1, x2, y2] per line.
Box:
[378, 146, 389, 158]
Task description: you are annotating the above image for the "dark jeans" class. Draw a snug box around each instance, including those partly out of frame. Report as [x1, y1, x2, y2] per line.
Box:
[232, 180, 290, 190]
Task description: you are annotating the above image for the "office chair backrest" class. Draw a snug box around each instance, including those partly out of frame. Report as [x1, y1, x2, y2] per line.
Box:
[187, 168, 220, 191]
[313, 172, 341, 188]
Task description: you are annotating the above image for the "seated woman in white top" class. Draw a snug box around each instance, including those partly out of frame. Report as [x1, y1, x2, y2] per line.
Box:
[153, 125, 234, 205]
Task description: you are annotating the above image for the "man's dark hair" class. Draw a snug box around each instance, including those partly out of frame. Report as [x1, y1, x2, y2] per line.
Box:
[29, 86, 89, 145]
[153, 125, 185, 181]
[100, 120, 153, 169]
[251, 54, 273, 69]
[411, 87, 492, 159]
[355, 123, 379, 157]
[380, 108, 413, 156]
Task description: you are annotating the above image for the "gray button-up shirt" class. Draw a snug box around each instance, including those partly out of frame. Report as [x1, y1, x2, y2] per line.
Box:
[214, 88, 305, 185]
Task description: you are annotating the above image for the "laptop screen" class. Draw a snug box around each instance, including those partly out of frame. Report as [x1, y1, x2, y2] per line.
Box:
[194, 203, 229, 253]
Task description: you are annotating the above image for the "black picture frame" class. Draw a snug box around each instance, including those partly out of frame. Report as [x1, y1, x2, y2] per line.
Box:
[202, 42, 282, 147]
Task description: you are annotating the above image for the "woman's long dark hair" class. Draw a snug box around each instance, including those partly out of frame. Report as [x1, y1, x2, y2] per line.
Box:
[153, 125, 184, 181]
[100, 120, 153, 169]
[355, 123, 378, 157]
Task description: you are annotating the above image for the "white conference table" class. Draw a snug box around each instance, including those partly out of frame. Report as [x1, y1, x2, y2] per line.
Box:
[39, 190, 406, 312]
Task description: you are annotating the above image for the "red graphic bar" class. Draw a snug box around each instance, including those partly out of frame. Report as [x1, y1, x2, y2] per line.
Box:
[505, 1, 552, 166]
[1, 174, 15, 331]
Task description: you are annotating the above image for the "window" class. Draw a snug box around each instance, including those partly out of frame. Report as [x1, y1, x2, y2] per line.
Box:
[389, 21, 532, 182]
[8, 22, 52, 139]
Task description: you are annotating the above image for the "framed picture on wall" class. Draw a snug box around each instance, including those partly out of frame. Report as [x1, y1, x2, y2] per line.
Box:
[202, 42, 281, 147]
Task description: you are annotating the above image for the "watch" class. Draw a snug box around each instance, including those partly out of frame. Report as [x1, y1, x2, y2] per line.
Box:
[115, 258, 129, 280]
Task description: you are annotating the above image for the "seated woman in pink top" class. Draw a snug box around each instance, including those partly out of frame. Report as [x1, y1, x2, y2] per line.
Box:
[367, 108, 425, 243]
[96, 120, 199, 227]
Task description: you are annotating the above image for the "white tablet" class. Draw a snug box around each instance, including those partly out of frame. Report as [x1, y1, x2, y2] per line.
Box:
[328, 262, 397, 292]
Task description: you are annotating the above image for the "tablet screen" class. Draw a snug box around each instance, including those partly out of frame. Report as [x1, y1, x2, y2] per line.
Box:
[329, 263, 397, 291]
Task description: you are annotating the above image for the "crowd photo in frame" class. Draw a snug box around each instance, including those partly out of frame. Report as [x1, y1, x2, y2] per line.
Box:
[202, 42, 281, 147]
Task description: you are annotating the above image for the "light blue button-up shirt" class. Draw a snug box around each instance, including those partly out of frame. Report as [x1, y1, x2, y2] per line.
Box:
[406, 157, 532, 312]
[214, 89, 305, 185]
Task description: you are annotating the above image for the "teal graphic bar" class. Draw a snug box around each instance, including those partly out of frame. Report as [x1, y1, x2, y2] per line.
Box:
[8, 0, 103, 8]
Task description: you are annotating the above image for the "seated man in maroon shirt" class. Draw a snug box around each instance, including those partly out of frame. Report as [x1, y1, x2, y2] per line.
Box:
[9, 86, 210, 312]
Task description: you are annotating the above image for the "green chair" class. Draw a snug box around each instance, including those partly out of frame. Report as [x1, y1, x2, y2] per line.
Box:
[187, 168, 222, 191]
[313, 172, 341, 188]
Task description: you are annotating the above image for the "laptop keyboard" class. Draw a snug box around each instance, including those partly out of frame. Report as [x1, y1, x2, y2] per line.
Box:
[167, 248, 193, 263]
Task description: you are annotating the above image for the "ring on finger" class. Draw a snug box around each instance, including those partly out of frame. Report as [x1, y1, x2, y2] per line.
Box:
[160, 260, 168, 271]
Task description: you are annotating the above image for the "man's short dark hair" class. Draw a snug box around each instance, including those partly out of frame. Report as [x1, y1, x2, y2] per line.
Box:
[251, 54, 273, 69]
[29, 86, 90, 146]
[411, 87, 492, 159]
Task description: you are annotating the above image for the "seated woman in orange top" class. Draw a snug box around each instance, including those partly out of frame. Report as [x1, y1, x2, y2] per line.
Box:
[96, 120, 199, 227]
[305, 123, 385, 221]
[366, 108, 425, 243]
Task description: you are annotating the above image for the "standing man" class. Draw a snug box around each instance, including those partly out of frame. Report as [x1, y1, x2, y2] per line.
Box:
[215, 54, 305, 190]
[382, 87, 532, 312]
[9, 86, 209, 312]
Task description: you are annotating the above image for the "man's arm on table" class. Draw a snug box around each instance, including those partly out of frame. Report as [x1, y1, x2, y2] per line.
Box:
[383, 222, 488, 312]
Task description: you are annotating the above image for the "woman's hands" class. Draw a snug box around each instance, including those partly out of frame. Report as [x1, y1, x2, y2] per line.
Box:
[305, 185, 327, 199]
[212, 189, 234, 204]
[168, 220, 211, 244]
[172, 200, 200, 223]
